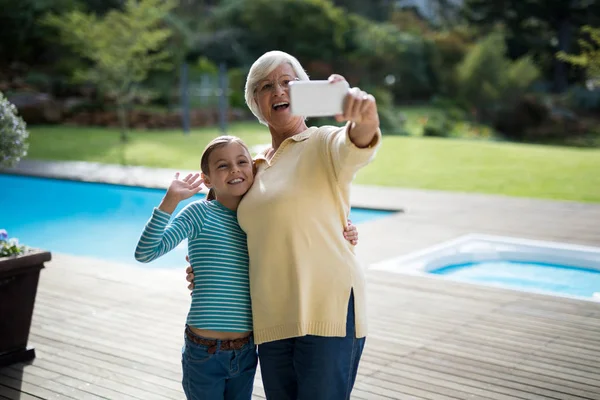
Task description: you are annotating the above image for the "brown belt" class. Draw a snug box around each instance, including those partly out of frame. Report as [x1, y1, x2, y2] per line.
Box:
[185, 326, 252, 354]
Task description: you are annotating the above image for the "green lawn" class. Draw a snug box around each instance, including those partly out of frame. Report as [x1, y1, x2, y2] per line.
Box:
[26, 122, 600, 203]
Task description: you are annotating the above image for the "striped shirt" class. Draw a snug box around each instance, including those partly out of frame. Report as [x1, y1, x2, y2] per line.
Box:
[134, 200, 252, 332]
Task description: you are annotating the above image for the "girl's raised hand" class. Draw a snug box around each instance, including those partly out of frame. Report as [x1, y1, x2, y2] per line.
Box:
[167, 172, 204, 202]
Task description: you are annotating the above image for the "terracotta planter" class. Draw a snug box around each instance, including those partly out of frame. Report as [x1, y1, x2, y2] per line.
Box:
[0, 249, 50, 367]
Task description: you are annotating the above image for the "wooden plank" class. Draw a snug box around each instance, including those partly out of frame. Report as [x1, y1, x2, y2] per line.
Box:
[457, 319, 600, 358]
[420, 341, 600, 387]
[443, 328, 600, 368]
[437, 334, 600, 375]
[375, 367, 534, 400]
[30, 322, 178, 364]
[466, 316, 600, 346]
[31, 354, 182, 399]
[0, 367, 106, 400]
[31, 313, 184, 355]
[353, 380, 440, 400]
[401, 354, 596, 399]
[407, 349, 600, 399]
[29, 334, 182, 382]
[366, 371, 503, 400]
[0, 385, 44, 400]
[0, 375, 72, 399]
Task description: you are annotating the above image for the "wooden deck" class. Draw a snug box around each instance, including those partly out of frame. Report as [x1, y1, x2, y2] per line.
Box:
[1, 252, 599, 400]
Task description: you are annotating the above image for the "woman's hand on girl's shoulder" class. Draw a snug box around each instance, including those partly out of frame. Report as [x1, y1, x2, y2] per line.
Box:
[185, 255, 195, 292]
[344, 219, 358, 246]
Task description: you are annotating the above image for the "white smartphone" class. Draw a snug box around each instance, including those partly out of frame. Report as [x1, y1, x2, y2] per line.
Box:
[289, 80, 349, 117]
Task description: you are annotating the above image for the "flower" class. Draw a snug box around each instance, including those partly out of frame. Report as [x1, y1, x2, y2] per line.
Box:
[0, 230, 27, 257]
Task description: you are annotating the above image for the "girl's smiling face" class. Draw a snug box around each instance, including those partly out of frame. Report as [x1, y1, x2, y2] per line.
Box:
[202, 142, 254, 200]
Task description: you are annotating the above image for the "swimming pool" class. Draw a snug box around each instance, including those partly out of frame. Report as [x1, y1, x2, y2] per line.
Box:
[430, 260, 600, 298]
[371, 234, 600, 301]
[1, 174, 394, 268]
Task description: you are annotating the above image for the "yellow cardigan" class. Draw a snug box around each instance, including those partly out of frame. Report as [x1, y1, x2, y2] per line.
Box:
[237, 125, 381, 344]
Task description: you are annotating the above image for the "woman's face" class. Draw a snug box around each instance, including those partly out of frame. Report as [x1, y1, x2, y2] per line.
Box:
[254, 63, 303, 130]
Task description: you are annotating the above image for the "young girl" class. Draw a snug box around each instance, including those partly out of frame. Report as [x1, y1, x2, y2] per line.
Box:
[135, 136, 257, 400]
[135, 135, 359, 399]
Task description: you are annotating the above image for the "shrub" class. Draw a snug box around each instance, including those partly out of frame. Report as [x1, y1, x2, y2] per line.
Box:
[0, 92, 29, 168]
[423, 114, 452, 137]
[456, 31, 540, 119]
[564, 85, 600, 111]
[428, 29, 472, 95]
[228, 67, 248, 110]
[389, 33, 435, 102]
[493, 95, 549, 141]
[379, 107, 408, 135]
[369, 87, 408, 135]
[494, 95, 597, 146]
[455, 31, 546, 141]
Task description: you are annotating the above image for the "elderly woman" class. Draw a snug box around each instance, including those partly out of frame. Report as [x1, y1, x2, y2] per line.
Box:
[189, 50, 380, 399]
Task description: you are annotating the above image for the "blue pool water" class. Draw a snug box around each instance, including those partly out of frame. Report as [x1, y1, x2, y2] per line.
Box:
[431, 260, 600, 298]
[1, 174, 393, 268]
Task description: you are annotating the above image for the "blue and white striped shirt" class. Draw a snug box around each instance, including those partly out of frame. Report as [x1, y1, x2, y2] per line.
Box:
[135, 200, 252, 332]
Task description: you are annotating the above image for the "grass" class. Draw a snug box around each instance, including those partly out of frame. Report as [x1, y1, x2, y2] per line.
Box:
[26, 123, 273, 169]
[400, 106, 443, 136]
[26, 121, 600, 203]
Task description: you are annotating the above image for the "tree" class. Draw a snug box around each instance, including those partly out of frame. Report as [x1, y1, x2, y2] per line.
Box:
[395, 0, 463, 28]
[331, 0, 392, 22]
[463, 0, 600, 92]
[557, 25, 600, 89]
[0, 0, 81, 67]
[0, 0, 127, 85]
[211, 0, 349, 70]
[44, 0, 176, 142]
[343, 14, 434, 99]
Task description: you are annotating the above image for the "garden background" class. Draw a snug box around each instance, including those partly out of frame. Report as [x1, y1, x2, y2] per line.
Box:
[2, 0, 599, 202]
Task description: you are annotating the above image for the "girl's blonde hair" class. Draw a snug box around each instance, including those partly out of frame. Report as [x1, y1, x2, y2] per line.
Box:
[200, 136, 252, 201]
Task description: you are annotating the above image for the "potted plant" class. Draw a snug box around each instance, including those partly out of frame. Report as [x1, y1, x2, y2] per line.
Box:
[0, 230, 50, 367]
[1, 92, 48, 366]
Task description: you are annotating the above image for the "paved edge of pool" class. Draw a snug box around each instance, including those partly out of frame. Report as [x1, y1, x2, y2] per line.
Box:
[2, 159, 404, 213]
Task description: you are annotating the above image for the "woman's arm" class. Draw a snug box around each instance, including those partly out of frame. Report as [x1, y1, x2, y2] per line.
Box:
[135, 173, 203, 263]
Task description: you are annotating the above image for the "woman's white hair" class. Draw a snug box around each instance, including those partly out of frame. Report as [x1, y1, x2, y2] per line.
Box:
[244, 50, 309, 126]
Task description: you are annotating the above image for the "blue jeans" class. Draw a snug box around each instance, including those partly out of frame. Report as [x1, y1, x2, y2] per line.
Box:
[181, 330, 258, 400]
[257, 292, 366, 400]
